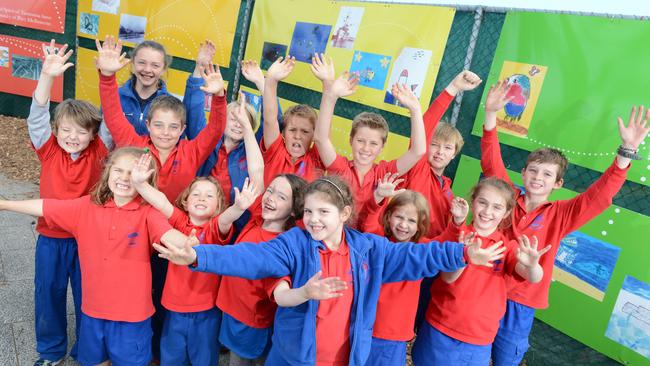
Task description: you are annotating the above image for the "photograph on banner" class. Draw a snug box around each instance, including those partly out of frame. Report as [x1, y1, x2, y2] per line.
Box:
[0, 0, 66, 33]
[261, 42, 287, 70]
[605, 276, 650, 359]
[243, 0, 455, 116]
[471, 12, 650, 187]
[552, 231, 620, 301]
[0, 36, 64, 101]
[77, 0, 240, 66]
[80, 13, 100, 36]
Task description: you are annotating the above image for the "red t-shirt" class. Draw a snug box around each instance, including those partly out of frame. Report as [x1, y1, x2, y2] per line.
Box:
[99, 73, 225, 202]
[326, 155, 397, 228]
[216, 216, 282, 328]
[481, 128, 629, 308]
[43, 196, 171, 322]
[209, 144, 232, 205]
[35, 135, 108, 238]
[316, 235, 354, 366]
[261, 135, 324, 185]
[161, 207, 233, 312]
[425, 228, 520, 345]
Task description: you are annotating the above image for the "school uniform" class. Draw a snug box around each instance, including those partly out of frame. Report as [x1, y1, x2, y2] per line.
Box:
[480, 127, 629, 366]
[191, 226, 469, 365]
[42, 196, 172, 366]
[160, 208, 233, 366]
[261, 135, 324, 185]
[27, 98, 109, 362]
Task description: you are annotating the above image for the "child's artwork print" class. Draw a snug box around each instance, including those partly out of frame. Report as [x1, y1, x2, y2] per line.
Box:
[119, 13, 147, 44]
[11, 55, 41, 80]
[261, 42, 287, 70]
[330, 7, 364, 49]
[289, 22, 332, 63]
[552, 231, 620, 301]
[80, 13, 100, 36]
[92, 0, 120, 14]
[605, 276, 650, 359]
[241, 90, 262, 116]
[0, 46, 8, 67]
[383, 47, 432, 107]
[349, 51, 391, 91]
[494, 61, 547, 137]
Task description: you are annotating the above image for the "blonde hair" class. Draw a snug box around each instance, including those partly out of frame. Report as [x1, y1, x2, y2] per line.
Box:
[91, 147, 157, 205]
[350, 112, 389, 143]
[469, 177, 515, 229]
[175, 176, 226, 217]
[381, 190, 430, 242]
[227, 101, 258, 131]
[53, 99, 102, 136]
[147, 95, 186, 127]
[432, 122, 464, 154]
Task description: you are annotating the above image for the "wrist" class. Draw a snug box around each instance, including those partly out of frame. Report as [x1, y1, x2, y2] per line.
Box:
[617, 145, 642, 160]
[445, 84, 460, 96]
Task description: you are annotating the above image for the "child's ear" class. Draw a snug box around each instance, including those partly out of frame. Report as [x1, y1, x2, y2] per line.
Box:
[554, 178, 564, 190]
[340, 205, 352, 223]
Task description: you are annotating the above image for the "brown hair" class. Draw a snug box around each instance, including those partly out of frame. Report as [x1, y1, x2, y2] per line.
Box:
[130, 40, 172, 71]
[227, 101, 258, 131]
[303, 175, 355, 225]
[432, 122, 464, 154]
[147, 95, 186, 127]
[469, 177, 515, 229]
[175, 176, 226, 217]
[381, 190, 430, 242]
[52, 99, 102, 136]
[270, 174, 308, 230]
[282, 104, 317, 130]
[350, 112, 389, 144]
[91, 147, 158, 205]
[524, 148, 568, 182]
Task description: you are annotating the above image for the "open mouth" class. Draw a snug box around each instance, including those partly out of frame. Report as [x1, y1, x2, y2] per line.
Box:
[194, 204, 207, 210]
[263, 202, 276, 212]
[309, 224, 324, 234]
[115, 182, 131, 190]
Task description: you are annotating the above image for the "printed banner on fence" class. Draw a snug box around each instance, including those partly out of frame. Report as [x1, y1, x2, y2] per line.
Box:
[0, 0, 66, 33]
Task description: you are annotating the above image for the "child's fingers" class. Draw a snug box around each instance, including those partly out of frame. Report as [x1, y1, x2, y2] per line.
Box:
[538, 245, 552, 257]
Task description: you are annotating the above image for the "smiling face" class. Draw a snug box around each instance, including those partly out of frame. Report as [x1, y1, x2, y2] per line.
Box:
[146, 109, 185, 152]
[388, 203, 419, 242]
[55, 117, 94, 154]
[261, 176, 294, 225]
[350, 126, 384, 167]
[521, 161, 563, 199]
[427, 137, 456, 176]
[471, 185, 510, 237]
[303, 192, 350, 246]
[131, 47, 166, 90]
[282, 116, 314, 159]
[183, 180, 223, 223]
[107, 154, 139, 205]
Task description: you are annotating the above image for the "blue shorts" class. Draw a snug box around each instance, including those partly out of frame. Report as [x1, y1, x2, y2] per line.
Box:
[219, 312, 271, 359]
[161, 307, 221, 366]
[366, 337, 407, 366]
[77, 313, 152, 366]
[492, 300, 536, 366]
[411, 321, 491, 366]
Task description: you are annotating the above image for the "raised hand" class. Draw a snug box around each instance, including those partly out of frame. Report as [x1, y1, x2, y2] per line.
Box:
[310, 53, 335, 83]
[516, 235, 551, 268]
[328, 71, 359, 98]
[199, 64, 225, 96]
[41, 39, 74, 78]
[301, 271, 348, 300]
[130, 153, 155, 186]
[266, 56, 295, 81]
[617, 105, 650, 150]
[450, 197, 469, 225]
[241, 60, 264, 88]
[391, 83, 420, 111]
[234, 91, 253, 130]
[196, 40, 216, 68]
[447, 70, 482, 95]
[233, 177, 259, 211]
[464, 235, 506, 267]
[374, 173, 405, 203]
[94, 35, 130, 76]
[485, 80, 513, 113]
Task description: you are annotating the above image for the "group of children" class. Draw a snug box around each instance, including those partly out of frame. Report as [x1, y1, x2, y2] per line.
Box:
[1, 35, 648, 366]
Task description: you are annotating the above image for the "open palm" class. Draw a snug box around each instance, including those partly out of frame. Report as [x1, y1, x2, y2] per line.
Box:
[41, 40, 74, 78]
[94, 35, 130, 75]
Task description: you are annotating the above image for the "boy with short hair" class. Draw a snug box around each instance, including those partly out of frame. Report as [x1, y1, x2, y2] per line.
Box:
[481, 81, 650, 366]
[29, 40, 111, 366]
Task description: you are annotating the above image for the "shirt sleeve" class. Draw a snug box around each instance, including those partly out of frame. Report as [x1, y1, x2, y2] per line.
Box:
[423, 90, 454, 152]
[42, 197, 86, 236]
[265, 276, 292, 302]
[98, 72, 142, 147]
[206, 213, 235, 245]
[326, 153, 351, 172]
[358, 198, 386, 235]
[146, 206, 174, 245]
[27, 97, 53, 150]
[183, 75, 207, 140]
[480, 127, 512, 185]
[183, 93, 226, 167]
[168, 206, 191, 233]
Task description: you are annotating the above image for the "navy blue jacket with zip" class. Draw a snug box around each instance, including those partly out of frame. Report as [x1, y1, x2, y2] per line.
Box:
[192, 226, 468, 365]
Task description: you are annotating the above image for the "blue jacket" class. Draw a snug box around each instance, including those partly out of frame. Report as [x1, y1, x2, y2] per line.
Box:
[118, 75, 206, 139]
[193, 226, 467, 365]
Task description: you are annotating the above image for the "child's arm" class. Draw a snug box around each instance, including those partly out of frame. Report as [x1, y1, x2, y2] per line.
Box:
[480, 81, 513, 181]
[514, 235, 550, 283]
[392, 84, 425, 175]
[130, 154, 174, 219]
[615, 105, 650, 169]
[217, 177, 259, 234]
[29, 40, 74, 149]
[262, 57, 295, 149]
[183, 40, 215, 140]
[312, 55, 358, 167]
[437, 199, 471, 283]
[238, 92, 265, 191]
[0, 199, 44, 217]
[242, 60, 265, 94]
[273, 272, 348, 307]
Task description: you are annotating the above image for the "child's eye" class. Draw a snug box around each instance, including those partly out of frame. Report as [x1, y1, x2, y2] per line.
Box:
[408, 219, 417, 224]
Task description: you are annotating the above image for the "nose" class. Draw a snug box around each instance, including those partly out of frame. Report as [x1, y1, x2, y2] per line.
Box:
[120, 170, 131, 181]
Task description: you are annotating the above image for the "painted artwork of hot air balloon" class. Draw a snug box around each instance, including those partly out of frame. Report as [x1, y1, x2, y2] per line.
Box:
[494, 61, 548, 138]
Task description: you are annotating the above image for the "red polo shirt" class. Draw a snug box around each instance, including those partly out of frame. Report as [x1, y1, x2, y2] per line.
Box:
[43, 196, 171, 322]
[425, 228, 520, 345]
[35, 135, 108, 238]
[162, 207, 233, 312]
[316, 234, 354, 366]
[261, 135, 324, 185]
[209, 145, 232, 205]
[481, 127, 629, 308]
[99, 73, 225, 202]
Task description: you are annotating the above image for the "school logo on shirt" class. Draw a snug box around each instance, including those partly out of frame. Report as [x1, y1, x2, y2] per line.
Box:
[529, 214, 544, 230]
[127, 232, 139, 246]
[492, 259, 504, 272]
[238, 156, 248, 170]
[198, 232, 206, 244]
[171, 160, 179, 174]
[296, 161, 306, 177]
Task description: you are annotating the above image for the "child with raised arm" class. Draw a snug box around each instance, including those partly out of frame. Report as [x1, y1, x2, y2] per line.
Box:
[130, 149, 259, 366]
[261, 56, 324, 184]
[28, 40, 111, 366]
[0, 147, 197, 366]
[412, 178, 550, 365]
[481, 81, 650, 366]
[154, 175, 506, 366]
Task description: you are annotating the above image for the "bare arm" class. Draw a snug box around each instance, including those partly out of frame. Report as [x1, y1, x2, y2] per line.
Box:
[237, 92, 264, 192]
[130, 154, 174, 218]
[217, 178, 259, 234]
[0, 199, 44, 217]
[273, 271, 347, 307]
[263, 57, 295, 149]
[393, 83, 425, 175]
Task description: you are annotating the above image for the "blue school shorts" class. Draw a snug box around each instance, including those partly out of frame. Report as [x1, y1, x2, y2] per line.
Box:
[366, 337, 407, 366]
[161, 307, 221, 366]
[411, 321, 491, 366]
[491, 299, 536, 366]
[219, 312, 272, 359]
[77, 313, 152, 366]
